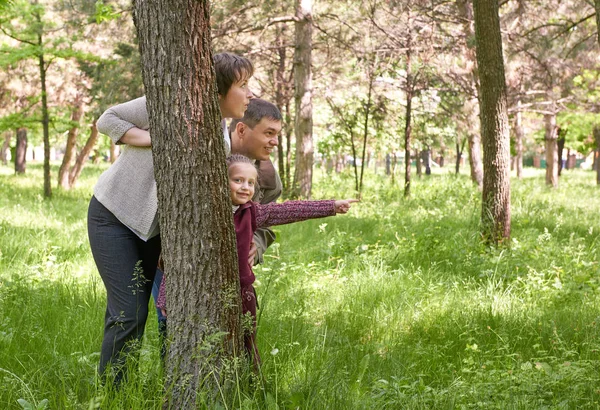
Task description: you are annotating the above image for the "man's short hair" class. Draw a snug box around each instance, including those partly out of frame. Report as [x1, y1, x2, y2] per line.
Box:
[230, 98, 283, 132]
[213, 52, 254, 96]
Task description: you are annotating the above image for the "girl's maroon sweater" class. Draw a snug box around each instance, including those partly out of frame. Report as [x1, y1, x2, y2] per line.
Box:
[156, 199, 336, 309]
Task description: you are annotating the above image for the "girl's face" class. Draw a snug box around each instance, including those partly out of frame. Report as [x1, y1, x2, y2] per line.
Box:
[219, 75, 253, 119]
[229, 162, 258, 205]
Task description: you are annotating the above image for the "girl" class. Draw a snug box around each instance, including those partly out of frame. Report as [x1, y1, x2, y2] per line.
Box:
[157, 154, 357, 365]
[89, 53, 253, 383]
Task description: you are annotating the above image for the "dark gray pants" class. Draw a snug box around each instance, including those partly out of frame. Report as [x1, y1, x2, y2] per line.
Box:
[87, 196, 161, 383]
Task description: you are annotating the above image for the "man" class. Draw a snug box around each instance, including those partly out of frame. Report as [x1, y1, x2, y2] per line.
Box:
[229, 98, 283, 264]
[152, 98, 282, 346]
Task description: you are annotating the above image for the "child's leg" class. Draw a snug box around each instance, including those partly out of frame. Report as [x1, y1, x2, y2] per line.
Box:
[241, 285, 261, 366]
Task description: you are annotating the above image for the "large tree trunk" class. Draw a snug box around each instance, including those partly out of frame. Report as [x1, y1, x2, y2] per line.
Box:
[68, 120, 99, 187]
[58, 97, 84, 189]
[134, 1, 241, 407]
[292, 0, 314, 199]
[1, 131, 11, 165]
[544, 113, 559, 187]
[473, 0, 511, 244]
[513, 100, 524, 179]
[15, 128, 27, 174]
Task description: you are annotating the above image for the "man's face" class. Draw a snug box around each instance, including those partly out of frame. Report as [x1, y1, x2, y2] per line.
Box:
[239, 118, 282, 161]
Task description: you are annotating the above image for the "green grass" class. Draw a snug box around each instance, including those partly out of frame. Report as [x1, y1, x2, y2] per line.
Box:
[1, 163, 600, 409]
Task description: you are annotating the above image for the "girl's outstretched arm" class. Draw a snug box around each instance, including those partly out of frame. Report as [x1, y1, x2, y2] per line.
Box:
[254, 199, 358, 228]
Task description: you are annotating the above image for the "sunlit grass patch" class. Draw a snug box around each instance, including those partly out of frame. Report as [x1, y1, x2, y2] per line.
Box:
[2, 163, 600, 408]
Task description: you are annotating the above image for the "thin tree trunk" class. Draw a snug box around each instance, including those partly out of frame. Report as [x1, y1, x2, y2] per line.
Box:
[557, 127, 565, 177]
[595, 0, 600, 46]
[275, 26, 287, 191]
[1, 131, 11, 165]
[403, 44, 413, 197]
[423, 147, 431, 175]
[359, 71, 374, 197]
[35, 10, 51, 198]
[350, 130, 359, 193]
[458, 0, 484, 189]
[285, 101, 292, 195]
[415, 149, 422, 177]
[514, 100, 524, 179]
[544, 113, 559, 187]
[58, 97, 84, 189]
[391, 152, 397, 183]
[594, 126, 600, 185]
[134, 0, 241, 406]
[109, 140, 119, 163]
[292, 0, 313, 199]
[456, 138, 466, 174]
[69, 120, 99, 187]
[15, 128, 27, 174]
[473, 0, 511, 244]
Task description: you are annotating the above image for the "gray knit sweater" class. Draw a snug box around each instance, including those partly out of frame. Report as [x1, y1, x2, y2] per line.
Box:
[95, 96, 230, 240]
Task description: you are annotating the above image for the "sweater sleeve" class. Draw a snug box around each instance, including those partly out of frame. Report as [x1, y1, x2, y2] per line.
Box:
[254, 200, 336, 228]
[97, 96, 149, 145]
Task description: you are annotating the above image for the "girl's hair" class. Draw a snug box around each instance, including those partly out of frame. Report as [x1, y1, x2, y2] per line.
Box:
[214, 52, 254, 96]
[226, 154, 255, 170]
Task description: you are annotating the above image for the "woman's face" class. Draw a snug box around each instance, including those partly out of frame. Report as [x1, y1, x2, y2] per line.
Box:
[219, 76, 253, 119]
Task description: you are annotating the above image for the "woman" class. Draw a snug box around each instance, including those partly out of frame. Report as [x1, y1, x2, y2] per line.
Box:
[88, 52, 253, 383]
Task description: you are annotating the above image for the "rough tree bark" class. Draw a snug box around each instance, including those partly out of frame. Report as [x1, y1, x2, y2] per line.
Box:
[68, 120, 99, 187]
[292, 0, 314, 199]
[134, 0, 241, 407]
[58, 96, 84, 189]
[15, 128, 27, 174]
[473, 0, 511, 244]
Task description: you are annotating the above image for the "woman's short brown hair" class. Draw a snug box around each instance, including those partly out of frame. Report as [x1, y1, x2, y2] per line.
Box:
[213, 52, 254, 96]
